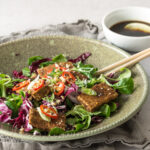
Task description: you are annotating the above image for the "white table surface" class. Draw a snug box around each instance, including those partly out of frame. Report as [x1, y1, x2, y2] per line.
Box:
[0, 0, 150, 150]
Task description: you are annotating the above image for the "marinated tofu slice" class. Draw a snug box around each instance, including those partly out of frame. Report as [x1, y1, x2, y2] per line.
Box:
[37, 62, 74, 78]
[77, 83, 118, 112]
[37, 62, 87, 80]
[59, 61, 74, 69]
[37, 64, 55, 78]
[29, 108, 66, 131]
[71, 70, 88, 80]
[31, 85, 51, 101]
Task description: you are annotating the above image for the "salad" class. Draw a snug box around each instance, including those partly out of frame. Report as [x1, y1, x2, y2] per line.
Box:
[0, 52, 134, 135]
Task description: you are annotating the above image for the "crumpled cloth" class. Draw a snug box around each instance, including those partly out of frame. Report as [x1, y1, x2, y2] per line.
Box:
[0, 20, 150, 150]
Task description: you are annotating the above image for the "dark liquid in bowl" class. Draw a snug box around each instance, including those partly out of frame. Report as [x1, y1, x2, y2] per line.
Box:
[110, 21, 150, 37]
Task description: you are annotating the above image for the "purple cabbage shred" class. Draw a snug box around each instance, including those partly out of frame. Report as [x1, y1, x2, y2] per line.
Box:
[91, 116, 103, 124]
[29, 58, 51, 73]
[12, 97, 33, 132]
[107, 73, 115, 78]
[0, 101, 12, 123]
[65, 83, 78, 97]
[68, 52, 91, 63]
[0, 97, 6, 102]
[12, 70, 27, 79]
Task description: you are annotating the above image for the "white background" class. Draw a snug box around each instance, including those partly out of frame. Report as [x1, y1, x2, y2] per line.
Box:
[0, 0, 150, 36]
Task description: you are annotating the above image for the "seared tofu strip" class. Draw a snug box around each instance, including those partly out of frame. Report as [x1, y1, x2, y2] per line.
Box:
[77, 83, 118, 112]
[31, 85, 51, 101]
[71, 70, 88, 80]
[59, 61, 74, 69]
[59, 62, 87, 80]
[37, 61, 88, 80]
[29, 108, 66, 131]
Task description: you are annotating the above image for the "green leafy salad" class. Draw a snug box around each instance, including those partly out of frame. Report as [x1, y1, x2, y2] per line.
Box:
[0, 52, 134, 135]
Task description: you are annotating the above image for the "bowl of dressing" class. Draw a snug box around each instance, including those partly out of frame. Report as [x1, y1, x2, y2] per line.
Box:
[102, 7, 150, 52]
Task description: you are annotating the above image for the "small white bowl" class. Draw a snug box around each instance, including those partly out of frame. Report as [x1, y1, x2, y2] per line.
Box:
[102, 7, 150, 52]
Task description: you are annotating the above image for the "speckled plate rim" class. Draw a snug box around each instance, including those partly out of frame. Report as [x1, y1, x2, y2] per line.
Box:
[0, 35, 149, 142]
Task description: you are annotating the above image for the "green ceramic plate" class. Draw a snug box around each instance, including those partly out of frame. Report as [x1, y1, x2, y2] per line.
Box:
[0, 35, 148, 141]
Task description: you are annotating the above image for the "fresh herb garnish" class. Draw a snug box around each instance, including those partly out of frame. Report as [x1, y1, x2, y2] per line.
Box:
[28, 56, 43, 65]
[12, 78, 25, 82]
[42, 93, 55, 102]
[81, 87, 97, 96]
[19, 90, 25, 98]
[39, 54, 67, 67]
[40, 61, 54, 67]
[5, 93, 23, 118]
[75, 77, 100, 88]
[48, 68, 62, 78]
[49, 127, 65, 136]
[52, 54, 67, 63]
[22, 67, 31, 77]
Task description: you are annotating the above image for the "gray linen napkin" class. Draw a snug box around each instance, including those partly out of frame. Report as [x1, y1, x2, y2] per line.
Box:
[0, 20, 150, 150]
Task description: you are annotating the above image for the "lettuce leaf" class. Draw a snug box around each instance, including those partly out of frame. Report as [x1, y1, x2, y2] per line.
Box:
[52, 54, 67, 63]
[22, 67, 31, 77]
[72, 61, 97, 79]
[81, 87, 97, 95]
[99, 68, 134, 94]
[28, 56, 43, 65]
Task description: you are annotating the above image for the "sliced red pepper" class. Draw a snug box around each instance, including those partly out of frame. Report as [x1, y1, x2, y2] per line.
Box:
[33, 79, 44, 91]
[12, 80, 30, 91]
[40, 105, 58, 119]
[62, 72, 75, 84]
[43, 65, 67, 78]
[54, 81, 65, 96]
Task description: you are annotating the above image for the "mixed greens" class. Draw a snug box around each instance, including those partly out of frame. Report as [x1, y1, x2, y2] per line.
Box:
[0, 52, 134, 135]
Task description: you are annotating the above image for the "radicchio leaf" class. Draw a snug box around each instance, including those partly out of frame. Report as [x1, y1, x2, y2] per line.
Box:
[68, 52, 91, 63]
[65, 84, 78, 97]
[65, 84, 79, 104]
[0, 101, 12, 123]
[12, 70, 27, 79]
[12, 97, 33, 132]
[29, 58, 51, 73]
